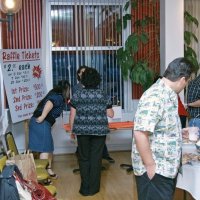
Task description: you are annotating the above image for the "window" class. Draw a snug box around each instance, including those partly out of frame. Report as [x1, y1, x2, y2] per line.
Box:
[51, 0, 128, 107]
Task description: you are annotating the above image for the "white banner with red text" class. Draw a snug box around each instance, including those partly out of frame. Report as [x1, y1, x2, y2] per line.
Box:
[0, 49, 47, 123]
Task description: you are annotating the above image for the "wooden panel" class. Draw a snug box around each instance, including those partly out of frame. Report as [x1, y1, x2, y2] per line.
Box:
[132, 0, 160, 99]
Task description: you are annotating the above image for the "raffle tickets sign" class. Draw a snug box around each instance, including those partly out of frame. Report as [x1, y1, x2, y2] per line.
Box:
[0, 49, 46, 123]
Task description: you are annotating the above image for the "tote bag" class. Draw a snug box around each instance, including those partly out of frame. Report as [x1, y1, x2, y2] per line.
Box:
[14, 172, 56, 200]
[7, 151, 37, 182]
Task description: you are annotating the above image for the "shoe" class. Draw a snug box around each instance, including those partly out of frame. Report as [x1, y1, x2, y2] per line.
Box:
[126, 166, 133, 173]
[103, 156, 115, 163]
[47, 167, 58, 179]
[73, 168, 80, 174]
[79, 190, 99, 196]
[42, 179, 52, 185]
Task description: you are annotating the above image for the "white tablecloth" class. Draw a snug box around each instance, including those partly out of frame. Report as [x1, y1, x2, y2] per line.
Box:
[176, 144, 200, 200]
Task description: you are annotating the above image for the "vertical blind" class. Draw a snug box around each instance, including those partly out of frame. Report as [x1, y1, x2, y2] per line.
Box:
[51, 0, 125, 106]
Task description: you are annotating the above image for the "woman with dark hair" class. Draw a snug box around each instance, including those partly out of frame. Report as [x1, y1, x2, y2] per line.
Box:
[70, 68, 114, 196]
[72, 65, 88, 93]
[28, 80, 70, 179]
[72, 66, 115, 163]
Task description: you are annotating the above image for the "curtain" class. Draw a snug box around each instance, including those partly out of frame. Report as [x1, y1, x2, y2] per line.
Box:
[1, 0, 42, 49]
[132, 0, 160, 99]
[0, 0, 42, 114]
[50, 0, 125, 107]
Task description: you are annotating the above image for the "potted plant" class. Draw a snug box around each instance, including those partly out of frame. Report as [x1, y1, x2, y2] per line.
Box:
[184, 11, 199, 73]
[116, 0, 160, 92]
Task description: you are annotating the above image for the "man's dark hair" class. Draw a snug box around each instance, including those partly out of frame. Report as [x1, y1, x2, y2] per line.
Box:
[81, 68, 101, 89]
[153, 75, 162, 83]
[163, 57, 194, 81]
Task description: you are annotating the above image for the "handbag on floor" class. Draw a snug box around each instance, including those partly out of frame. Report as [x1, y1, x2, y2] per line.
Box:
[14, 172, 57, 200]
[6, 151, 37, 182]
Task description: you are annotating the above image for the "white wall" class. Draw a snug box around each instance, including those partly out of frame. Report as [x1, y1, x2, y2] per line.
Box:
[160, 0, 184, 73]
[160, 0, 184, 102]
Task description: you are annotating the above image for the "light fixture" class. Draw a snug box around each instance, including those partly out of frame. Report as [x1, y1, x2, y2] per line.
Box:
[0, 0, 22, 31]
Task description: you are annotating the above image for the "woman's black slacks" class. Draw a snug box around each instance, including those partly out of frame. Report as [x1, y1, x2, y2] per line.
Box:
[77, 135, 106, 196]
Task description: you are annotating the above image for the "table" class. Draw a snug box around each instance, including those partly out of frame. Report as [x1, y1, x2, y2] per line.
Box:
[176, 143, 200, 200]
[63, 121, 134, 132]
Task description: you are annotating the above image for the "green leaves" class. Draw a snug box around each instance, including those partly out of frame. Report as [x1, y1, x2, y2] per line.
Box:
[116, 0, 157, 91]
[123, 1, 130, 11]
[184, 53, 199, 72]
[184, 11, 199, 73]
[116, 14, 132, 33]
[126, 33, 139, 52]
[140, 32, 149, 44]
[184, 31, 198, 45]
[184, 11, 199, 27]
[134, 16, 153, 28]
[123, 14, 132, 29]
[129, 61, 154, 91]
[123, 0, 138, 11]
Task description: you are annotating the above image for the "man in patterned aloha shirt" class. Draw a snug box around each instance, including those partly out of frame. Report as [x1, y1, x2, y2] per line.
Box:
[132, 57, 195, 200]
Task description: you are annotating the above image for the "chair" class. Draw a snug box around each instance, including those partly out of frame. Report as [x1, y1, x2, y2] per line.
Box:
[5, 132, 49, 169]
[0, 155, 7, 173]
[4, 132, 50, 183]
[0, 139, 7, 172]
[45, 185, 57, 196]
[0, 155, 57, 196]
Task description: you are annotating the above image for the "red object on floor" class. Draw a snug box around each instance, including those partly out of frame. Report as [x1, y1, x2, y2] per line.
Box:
[63, 121, 134, 132]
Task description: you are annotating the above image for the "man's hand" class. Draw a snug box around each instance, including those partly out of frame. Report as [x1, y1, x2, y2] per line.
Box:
[145, 163, 156, 180]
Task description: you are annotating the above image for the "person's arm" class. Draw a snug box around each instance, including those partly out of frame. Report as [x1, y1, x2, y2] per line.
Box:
[107, 108, 114, 118]
[134, 130, 156, 179]
[69, 106, 76, 139]
[69, 106, 76, 129]
[188, 99, 200, 107]
[36, 100, 53, 123]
